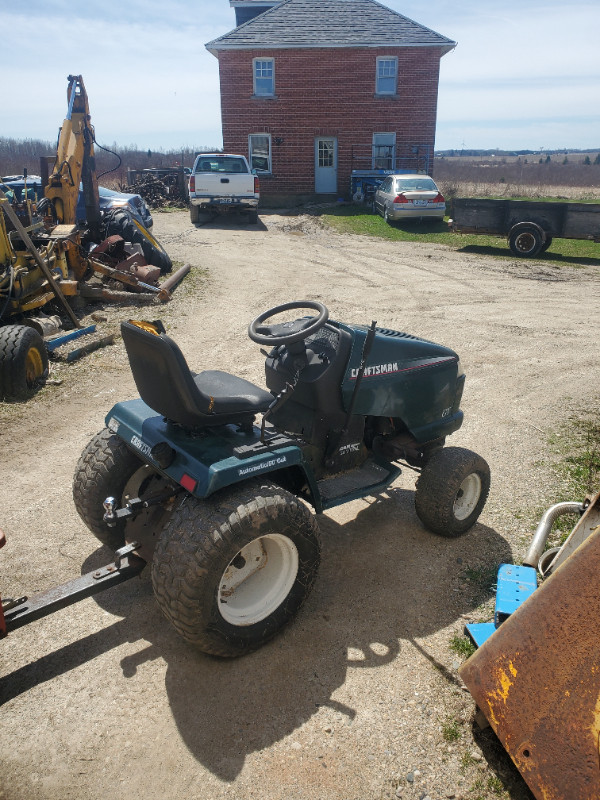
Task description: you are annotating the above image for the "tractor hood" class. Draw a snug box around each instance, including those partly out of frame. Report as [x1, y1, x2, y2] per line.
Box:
[339, 323, 464, 442]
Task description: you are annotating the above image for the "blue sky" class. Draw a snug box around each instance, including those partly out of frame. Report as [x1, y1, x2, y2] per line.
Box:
[2, 0, 599, 153]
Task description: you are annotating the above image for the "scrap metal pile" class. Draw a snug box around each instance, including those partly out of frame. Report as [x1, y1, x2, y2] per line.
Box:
[123, 172, 187, 209]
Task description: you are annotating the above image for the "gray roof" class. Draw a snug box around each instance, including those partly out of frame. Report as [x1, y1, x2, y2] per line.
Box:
[207, 0, 456, 53]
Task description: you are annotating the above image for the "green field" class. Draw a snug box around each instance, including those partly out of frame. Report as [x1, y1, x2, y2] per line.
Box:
[320, 205, 600, 268]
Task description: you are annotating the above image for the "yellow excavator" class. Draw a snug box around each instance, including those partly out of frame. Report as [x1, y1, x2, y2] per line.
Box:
[0, 75, 173, 400]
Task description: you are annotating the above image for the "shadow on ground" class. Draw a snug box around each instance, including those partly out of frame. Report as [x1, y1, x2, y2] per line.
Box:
[1, 487, 512, 782]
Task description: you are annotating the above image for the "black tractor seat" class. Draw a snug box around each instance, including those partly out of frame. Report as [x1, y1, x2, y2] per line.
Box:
[121, 321, 273, 429]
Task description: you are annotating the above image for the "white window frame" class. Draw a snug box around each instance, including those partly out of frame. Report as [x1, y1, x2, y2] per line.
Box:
[376, 57, 397, 95]
[249, 133, 272, 173]
[253, 57, 275, 96]
[372, 132, 396, 170]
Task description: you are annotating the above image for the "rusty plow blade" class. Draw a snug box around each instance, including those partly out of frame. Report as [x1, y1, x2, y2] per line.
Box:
[459, 493, 600, 800]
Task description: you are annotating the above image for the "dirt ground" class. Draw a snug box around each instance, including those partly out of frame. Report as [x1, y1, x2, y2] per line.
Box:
[1, 209, 598, 800]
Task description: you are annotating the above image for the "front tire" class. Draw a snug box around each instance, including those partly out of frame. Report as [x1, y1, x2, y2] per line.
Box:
[0, 324, 48, 400]
[151, 481, 321, 657]
[73, 428, 145, 548]
[414, 447, 490, 537]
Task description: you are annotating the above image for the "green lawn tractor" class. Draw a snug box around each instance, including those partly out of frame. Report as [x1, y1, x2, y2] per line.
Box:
[73, 301, 490, 657]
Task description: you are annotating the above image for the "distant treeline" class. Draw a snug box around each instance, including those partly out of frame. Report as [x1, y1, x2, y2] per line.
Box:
[436, 147, 600, 158]
[0, 137, 219, 187]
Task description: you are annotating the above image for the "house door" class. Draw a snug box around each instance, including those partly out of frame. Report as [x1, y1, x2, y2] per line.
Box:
[315, 138, 337, 193]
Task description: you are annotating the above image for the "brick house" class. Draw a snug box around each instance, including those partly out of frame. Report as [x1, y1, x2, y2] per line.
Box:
[206, 0, 455, 204]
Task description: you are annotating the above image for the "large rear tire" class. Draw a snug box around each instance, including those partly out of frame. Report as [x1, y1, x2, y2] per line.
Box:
[103, 208, 172, 274]
[0, 324, 48, 400]
[151, 481, 321, 657]
[414, 447, 490, 537]
[73, 428, 145, 549]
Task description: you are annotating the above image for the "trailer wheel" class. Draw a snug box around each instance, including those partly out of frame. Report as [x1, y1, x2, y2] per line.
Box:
[151, 481, 321, 657]
[541, 236, 553, 252]
[0, 324, 48, 400]
[103, 208, 172, 274]
[508, 225, 543, 258]
[414, 447, 490, 537]
[73, 428, 148, 548]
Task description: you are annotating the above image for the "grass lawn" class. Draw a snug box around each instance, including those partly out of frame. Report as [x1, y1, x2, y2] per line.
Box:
[320, 205, 600, 268]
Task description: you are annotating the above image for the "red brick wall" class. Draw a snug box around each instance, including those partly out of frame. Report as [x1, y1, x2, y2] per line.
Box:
[217, 46, 442, 199]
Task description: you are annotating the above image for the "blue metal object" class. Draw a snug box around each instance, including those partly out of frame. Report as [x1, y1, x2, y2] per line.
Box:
[465, 564, 537, 647]
[46, 325, 96, 352]
[494, 563, 537, 625]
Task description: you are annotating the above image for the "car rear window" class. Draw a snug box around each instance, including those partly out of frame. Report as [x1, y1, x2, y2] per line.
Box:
[194, 157, 248, 174]
[395, 177, 437, 192]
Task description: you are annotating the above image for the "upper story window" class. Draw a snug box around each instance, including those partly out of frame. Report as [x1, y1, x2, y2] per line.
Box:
[376, 57, 397, 95]
[253, 58, 275, 96]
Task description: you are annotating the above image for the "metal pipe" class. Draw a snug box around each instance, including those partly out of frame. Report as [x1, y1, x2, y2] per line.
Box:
[159, 262, 191, 293]
[523, 501, 584, 568]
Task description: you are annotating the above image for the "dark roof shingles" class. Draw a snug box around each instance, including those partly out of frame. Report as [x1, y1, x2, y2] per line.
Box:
[207, 0, 455, 50]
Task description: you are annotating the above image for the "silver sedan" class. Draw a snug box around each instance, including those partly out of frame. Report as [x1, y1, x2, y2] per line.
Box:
[373, 174, 446, 223]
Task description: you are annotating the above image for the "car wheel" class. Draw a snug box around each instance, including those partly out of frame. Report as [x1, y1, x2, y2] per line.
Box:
[151, 481, 321, 657]
[383, 205, 392, 224]
[414, 447, 491, 537]
[0, 324, 48, 400]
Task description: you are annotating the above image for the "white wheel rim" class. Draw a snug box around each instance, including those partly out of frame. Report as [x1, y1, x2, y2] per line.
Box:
[453, 473, 482, 520]
[218, 534, 299, 626]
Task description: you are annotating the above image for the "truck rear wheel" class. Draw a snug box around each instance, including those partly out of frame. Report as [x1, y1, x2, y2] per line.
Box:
[508, 225, 543, 258]
[247, 209, 259, 225]
[151, 481, 321, 657]
[0, 324, 48, 400]
[414, 447, 490, 537]
[190, 204, 200, 224]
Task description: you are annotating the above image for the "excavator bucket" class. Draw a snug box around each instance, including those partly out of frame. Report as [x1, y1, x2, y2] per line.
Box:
[459, 494, 600, 800]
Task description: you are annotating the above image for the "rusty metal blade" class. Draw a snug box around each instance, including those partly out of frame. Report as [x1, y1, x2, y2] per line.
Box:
[459, 509, 600, 800]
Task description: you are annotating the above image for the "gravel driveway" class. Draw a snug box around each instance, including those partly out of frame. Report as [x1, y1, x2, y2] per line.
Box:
[1, 210, 598, 800]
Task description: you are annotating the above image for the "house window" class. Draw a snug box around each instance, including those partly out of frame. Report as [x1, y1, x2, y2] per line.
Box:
[376, 57, 397, 95]
[249, 134, 272, 173]
[372, 133, 396, 169]
[253, 58, 275, 96]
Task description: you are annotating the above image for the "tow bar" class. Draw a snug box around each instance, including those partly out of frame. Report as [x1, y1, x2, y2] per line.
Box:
[1, 537, 145, 638]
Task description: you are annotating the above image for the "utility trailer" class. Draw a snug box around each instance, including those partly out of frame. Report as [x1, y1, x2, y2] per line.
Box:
[449, 197, 600, 257]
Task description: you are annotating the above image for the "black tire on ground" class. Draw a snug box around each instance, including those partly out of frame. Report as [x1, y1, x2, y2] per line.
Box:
[508, 225, 543, 258]
[0, 324, 48, 400]
[383, 205, 392, 224]
[72, 428, 145, 548]
[190, 204, 200, 224]
[103, 208, 173, 274]
[247, 209, 259, 225]
[414, 447, 491, 537]
[151, 481, 321, 657]
[541, 236, 553, 252]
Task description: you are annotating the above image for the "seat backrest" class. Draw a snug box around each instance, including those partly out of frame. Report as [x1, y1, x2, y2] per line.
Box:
[121, 321, 211, 427]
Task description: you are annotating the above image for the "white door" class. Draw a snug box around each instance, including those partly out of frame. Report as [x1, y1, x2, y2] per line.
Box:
[315, 138, 337, 193]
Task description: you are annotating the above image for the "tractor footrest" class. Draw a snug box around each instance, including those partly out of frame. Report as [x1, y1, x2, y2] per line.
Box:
[318, 458, 400, 510]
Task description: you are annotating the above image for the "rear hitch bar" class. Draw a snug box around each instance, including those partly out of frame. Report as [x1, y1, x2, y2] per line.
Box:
[1, 543, 146, 637]
[103, 486, 181, 527]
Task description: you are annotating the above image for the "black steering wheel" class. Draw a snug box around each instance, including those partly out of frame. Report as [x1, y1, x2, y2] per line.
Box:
[248, 301, 329, 346]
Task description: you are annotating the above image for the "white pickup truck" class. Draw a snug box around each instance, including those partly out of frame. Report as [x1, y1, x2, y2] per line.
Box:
[188, 153, 260, 224]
